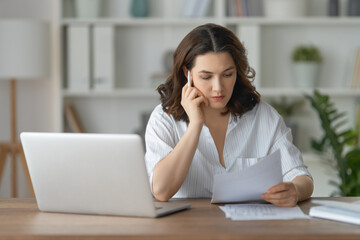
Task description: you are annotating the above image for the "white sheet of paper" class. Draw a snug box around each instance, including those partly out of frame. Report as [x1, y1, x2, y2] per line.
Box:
[219, 204, 310, 220]
[211, 149, 282, 203]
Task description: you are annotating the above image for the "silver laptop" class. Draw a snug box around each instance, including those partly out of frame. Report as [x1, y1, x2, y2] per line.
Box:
[20, 132, 190, 217]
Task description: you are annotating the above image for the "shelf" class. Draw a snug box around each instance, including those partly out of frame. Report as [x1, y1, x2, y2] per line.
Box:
[60, 17, 360, 26]
[61, 17, 219, 26]
[62, 88, 360, 98]
[225, 17, 360, 25]
[259, 88, 360, 98]
[62, 89, 159, 98]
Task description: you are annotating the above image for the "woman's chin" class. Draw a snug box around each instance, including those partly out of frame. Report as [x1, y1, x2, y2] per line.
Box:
[208, 103, 227, 111]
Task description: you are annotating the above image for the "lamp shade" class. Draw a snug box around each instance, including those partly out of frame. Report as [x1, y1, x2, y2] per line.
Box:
[0, 20, 50, 80]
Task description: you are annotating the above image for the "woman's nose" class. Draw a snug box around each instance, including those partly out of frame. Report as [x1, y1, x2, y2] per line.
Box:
[212, 77, 222, 92]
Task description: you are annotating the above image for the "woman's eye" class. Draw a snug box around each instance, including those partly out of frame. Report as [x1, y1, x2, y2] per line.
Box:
[224, 73, 233, 78]
[201, 75, 211, 80]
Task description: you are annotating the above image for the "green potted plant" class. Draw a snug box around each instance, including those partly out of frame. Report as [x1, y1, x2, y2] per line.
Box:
[305, 90, 360, 196]
[292, 45, 323, 88]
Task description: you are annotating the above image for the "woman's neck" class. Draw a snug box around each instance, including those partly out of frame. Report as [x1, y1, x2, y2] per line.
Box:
[203, 107, 229, 126]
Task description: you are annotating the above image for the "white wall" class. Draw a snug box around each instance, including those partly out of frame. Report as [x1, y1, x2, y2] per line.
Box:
[0, 0, 59, 197]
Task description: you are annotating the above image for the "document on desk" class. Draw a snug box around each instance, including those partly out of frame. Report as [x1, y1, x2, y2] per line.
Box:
[211, 150, 282, 203]
[219, 204, 310, 221]
[309, 200, 360, 225]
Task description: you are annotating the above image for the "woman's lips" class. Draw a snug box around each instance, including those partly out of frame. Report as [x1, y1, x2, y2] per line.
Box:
[211, 96, 225, 101]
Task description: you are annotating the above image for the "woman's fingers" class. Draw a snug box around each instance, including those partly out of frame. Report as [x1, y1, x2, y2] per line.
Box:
[262, 191, 289, 200]
[261, 182, 298, 207]
[266, 183, 290, 193]
[183, 84, 197, 99]
[181, 84, 207, 124]
[262, 193, 297, 207]
[182, 84, 206, 106]
[188, 88, 199, 100]
[192, 95, 206, 106]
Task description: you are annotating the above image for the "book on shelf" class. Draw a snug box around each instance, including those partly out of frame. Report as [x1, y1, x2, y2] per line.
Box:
[242, 0, 250, 16]
[350, 49, 360, 88]
[66, 25, 91, 92]
[64, 104, 85, 133]
[309, 200, 360, 225]
[228, 0, 243, 17]
[248, 0, 263, 17]
[227, 0, 263, 17]
[93, 26, 115, 91]
[227, 0, 237, 17]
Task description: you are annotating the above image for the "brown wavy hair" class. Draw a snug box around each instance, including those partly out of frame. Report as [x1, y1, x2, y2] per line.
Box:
[157, 23, 260, 122]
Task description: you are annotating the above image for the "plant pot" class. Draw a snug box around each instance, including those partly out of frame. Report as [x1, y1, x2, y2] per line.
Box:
[75, 0, 101, 18]
[292, 62, 320, 88]
[264, 0, 309, 18]
[130, 0, 149, 18]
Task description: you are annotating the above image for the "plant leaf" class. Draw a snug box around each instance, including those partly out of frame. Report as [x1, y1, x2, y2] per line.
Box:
[305, 90, 360, 196]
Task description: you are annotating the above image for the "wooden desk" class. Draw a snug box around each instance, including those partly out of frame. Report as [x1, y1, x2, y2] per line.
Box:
[1, 197, 360, 240]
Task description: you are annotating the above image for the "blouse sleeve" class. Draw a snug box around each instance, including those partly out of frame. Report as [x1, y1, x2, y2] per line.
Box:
[271, 128, 313, 182]
[144, 105, 177, 192]
[262, 102, 313, 182]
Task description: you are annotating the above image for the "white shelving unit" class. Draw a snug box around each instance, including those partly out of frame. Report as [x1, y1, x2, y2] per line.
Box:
[62, 88, 360, 98]
[58, 0, 360, 154]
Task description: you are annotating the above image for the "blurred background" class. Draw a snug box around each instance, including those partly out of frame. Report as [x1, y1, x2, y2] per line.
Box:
[0, 0, 359, 198]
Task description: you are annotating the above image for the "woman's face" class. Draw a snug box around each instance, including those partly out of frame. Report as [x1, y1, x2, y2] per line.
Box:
[191, 52, 236, 111]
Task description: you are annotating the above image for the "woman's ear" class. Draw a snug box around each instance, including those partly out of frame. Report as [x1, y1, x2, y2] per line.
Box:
[182, 66, 188, 78]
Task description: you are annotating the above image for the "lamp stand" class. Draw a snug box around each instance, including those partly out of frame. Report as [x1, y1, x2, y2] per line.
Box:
[0, 79, 34, 197]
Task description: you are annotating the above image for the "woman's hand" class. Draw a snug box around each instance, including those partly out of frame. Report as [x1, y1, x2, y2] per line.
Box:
[181, 84, 208, 125]
[261, 182, 299, 207]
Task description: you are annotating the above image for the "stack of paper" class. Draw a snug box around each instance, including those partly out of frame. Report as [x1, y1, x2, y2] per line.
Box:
[309, 200, 360, 225]
[211, 150, 282, 203]
[220, 204, 309, 221]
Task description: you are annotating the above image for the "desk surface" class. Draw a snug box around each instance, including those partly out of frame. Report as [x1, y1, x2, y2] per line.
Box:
[1, 197, 360, 240]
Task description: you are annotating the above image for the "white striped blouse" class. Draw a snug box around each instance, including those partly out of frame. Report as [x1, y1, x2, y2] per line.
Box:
[144, 100, 312, 198]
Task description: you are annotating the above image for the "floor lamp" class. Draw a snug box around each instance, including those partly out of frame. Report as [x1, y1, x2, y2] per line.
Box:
[0, 20, 49, 197]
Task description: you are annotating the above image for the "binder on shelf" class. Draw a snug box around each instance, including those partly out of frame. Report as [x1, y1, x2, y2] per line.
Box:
[66, 26, 91, 91]
[197, 0, 211, 17]
[183, 0, 198, 18]
[183, 0, 211, 18]
[93, 26, 115, 91]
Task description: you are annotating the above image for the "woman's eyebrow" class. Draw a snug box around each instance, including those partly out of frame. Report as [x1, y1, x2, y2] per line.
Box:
[198, 66, 235, 74]
[223, 66, 235, 72]
[198, 70, 213, 74]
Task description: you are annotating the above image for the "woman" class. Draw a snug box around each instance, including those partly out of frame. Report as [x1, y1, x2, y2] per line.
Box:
[145, 23, 313, 207]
